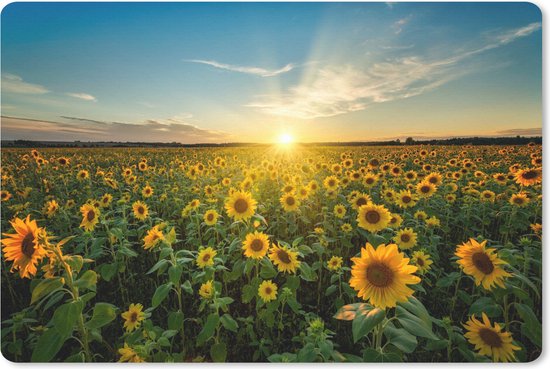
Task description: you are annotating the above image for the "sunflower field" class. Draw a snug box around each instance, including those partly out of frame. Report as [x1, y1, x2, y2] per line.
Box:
[0, 144, 542, 362]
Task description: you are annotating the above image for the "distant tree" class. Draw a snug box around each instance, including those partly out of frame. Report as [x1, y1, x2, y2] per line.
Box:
[405, 137, 415, 145]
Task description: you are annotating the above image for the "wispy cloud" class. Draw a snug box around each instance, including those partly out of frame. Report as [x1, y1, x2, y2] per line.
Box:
[1, 74, 49, 94]
[185, 59, 295, 77]
[248, 22, 541, 119]
[495, 127, 541, 136]
[1, 115, 231, 143]
[67, 92, 97, 102]
[392, 15, 412, 35]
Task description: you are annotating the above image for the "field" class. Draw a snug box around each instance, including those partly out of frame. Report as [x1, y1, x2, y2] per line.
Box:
[0, 144, 542, 362]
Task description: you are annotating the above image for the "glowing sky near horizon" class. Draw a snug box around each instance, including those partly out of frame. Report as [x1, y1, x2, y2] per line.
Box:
[1, 2, 542, 143]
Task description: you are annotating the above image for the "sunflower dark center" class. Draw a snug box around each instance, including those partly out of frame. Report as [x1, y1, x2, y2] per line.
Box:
[401, 234, 411, 243]
[87, 210, 96, 222]
[365, 210, 381, 224]
[264, 287, 272, 295]
[250, 239, 264, 252]
[522, 170, 538, 180]
[202, 254, 211, 262]
[328, 180, 335, 187]
[286, 197, 296, 206]
[484, 193, 492, 198]
[479, 328, 503, 348]
[138, 206, 145, 214]
[21, 232, 36, 257]
[402, 195, 412, 203]
[366, 178, 374, 184]
[416, 258, 425, 266]
[277, 249, 291, 264]
[206, 213, 214, 221]
[429, 177, 437, 184]
[366, 263, 393, 287]
[130, 312, 138, 323]
[356, 197, 367, 207]
[513, 197, 524, 204]
[421, 185, 430, 193]
[234, 198, 249, 213]
[472, 252, 494, 275]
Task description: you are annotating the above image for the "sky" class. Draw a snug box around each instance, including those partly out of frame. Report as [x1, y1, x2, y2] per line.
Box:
[0, 2, 542, 143]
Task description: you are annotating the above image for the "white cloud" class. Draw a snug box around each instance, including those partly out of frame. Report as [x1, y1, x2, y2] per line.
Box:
[248, 22, 541, 120]
[67, 92, 97, 102]
[392, 15, 412, 34]
[1, 74, 49, 94]
[185, 59, 295, 77]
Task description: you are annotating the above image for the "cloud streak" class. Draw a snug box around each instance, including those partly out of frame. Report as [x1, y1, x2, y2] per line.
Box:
[185, 59, 295, 77]
[1, 74, 49, 94]
[248, 22, 541, 119]
[1, 115, 232, 143]
[67, 92, 97, 102]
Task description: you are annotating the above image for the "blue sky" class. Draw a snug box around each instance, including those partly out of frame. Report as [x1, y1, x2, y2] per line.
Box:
[1, 2, 542, 143]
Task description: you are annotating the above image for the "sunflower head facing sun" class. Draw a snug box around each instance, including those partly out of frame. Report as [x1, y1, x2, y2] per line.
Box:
[121, 303, 146, 332]
[80, 204, 100, 232]
[349, 242, 420, 309]
[455, 238, 511, 290]
[269, 244, 300, 273]
[356, 203, 391, 233]
[224, 190, 257, 222]
[196, 246, 217, 268]
[1, 215, 48, 278]
[463, 313, 520, 362]
[242, 231, 270, 259]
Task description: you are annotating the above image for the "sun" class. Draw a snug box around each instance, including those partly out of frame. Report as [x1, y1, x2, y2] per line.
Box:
[278, 133, 294, 144]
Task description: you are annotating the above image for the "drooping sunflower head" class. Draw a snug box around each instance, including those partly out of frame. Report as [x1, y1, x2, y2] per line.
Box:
[196, 247, 217, 268]
[242, 231, 270, 259]
[356, 203, 391, 233]
[269, 244, 300, 274]
[1, 215, 48, 278]
[80, 204, 100, 232]
[394, 228, 417, 250]
[455, 238, 511, 290]
[203, 209, 219, 226]
[258, 280, 278, 303]
[349, 242, 420, 309]
[463, 313, 520, 362]
[280, 192, 300, 212]
[132, 201, 149, 221]
[143, 225, 164, 250]
[411, 250, 433, 274]
[121, 303, 146, 332]
[199, 280, 215, 299]
[224, 191, 257, 221]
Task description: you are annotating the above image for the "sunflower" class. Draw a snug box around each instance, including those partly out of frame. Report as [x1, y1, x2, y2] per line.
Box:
[258, 280, 278, 303]
[341, 223, 353, 233]
[509, 193, 529, 207]
[357, 203, 391, 233]
[333, 204, 346, 219]
[480, 190, 495, 203]
[463, 313, 520, 362]
[514, 167, 542, 187]
[394, 228, 417, 249]
[121, 303, 146, 332]
[388, 213, 403, 229]
[132, 201, 149, 221]
[203, 209, 219, 226]
[80, 204, 100, 232]
[1, 190, 12, 201]
[196, 247, 217, 268]
[100, 193, 113, 208]
[363, 173, 379, 188]
[118, 343, 145, 363]
[350, 193, 371, 210]
[323, 175, 339, 191]
[349, 242, 420, 309]
[142, 185, 154, 198]
[411, 251, 433, 274]
[455, 239, 511, 290]
[395, 190, 417, 208]
[280, 192, 300, 212]
[242, 231, 270, 259]
[269, 244, 300, 273]
[327, 256, 343, 271]
[416, 181, 437, 198]
[1, 216, 47, 278]
[414, 210, 427, 221]
[199, 280, 215, 299]
[143, 225, 164, 250]
[77, 169, 89, 180]
[425, 172, 443, 186]
[44, 200, 59, 218]
[224, 190, 257, 221]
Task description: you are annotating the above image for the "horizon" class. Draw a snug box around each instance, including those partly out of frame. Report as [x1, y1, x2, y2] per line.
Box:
[1, 2, 542, 143]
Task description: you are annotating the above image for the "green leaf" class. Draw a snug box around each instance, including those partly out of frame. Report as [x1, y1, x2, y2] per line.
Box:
[260, 259, 278, 279]
[325, 285, 337, 296]
[210, 342, 227, 362]
[220, 314, 238, 332]
[508, 265, 541, 298]
[363, 348, 402, 362]
[515, 303, 541, 347]
[396, 297, 438, 340]
[85, 303, 117, 330]
[242, 284, 256, 303]
[31, 328, 69, 362]
[52, 300, 83, 336]
[436, 272, 460, 288]
[74, 270, 97, 291]
[299, 262, 317, 282]
[197, 313, 219, 346]
[384, 325, 417, 353]
[334, 303, 376, 321]
[152, 283, 173, 308]
[147, 259, 169, 275]
[168, 265, 183, 285]
[352, 307, 385, 343]
[31, 278, 64, 304]
[469, 297, 502, 318]
[98, 262, 117, 282]
[181, 280, 193, 295]
[168, 311, 184, 331]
